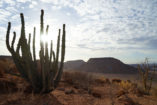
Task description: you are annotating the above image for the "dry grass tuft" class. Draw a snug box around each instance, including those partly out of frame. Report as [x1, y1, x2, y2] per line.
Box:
[119, 80, 133, 90]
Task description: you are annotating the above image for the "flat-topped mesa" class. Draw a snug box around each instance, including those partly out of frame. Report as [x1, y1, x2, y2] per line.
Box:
[80, 57, 138, 74]
[87, 57, 123, 64]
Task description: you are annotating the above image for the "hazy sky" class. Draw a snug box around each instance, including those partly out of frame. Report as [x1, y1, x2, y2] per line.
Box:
[0, 0, 157, 63]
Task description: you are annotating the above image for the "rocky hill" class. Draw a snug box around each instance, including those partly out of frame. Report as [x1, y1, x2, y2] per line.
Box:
[64, 57, 138, 74]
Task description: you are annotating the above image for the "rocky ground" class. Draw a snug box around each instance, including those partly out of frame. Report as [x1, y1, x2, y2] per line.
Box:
[0, 71, 157, 105]
[0, 59, 157, 105]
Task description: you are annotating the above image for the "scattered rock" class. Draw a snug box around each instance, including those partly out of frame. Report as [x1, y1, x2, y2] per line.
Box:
[112, 79, 122, 84]
[65, 89, 75, 94]
[91, 89, 102, 98]
[92, 92, 101, 98]
[57, 87, 65, 91]
[73, 85, 79, 89]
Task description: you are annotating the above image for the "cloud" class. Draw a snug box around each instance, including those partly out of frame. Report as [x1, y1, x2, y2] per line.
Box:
[0, 1, 3, 7]
[0, 9, 12, 25]
[0, 26, 6, 39]
[16, 0, 30, 3]
[29, 1, 37, 8]
[3, 0, 16, 6]
[5, 7, 18, 13]
[40, 0, 58, 4]
[51, 5, 61, 10]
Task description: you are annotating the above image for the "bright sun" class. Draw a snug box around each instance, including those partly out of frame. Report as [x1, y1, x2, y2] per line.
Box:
[41, 34, 50, 43]
[40, 33, 55, 43]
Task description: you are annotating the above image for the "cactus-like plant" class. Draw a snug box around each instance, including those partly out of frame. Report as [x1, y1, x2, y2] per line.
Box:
[6, 9, 66, 93]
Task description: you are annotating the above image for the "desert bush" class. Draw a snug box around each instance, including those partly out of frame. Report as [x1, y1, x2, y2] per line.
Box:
[118, 81, 145, 97]
[62, 71, 95, 90]
[5, 10, 66, 93]
[138, 58, 156, 94]
[119, 80, 133, 90]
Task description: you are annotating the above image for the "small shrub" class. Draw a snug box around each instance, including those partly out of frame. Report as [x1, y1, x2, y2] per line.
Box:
[138, 58, 156, 94]
[119, 80, 133, 90]
[91, 90, 102, 98]
[112, 78, 122, 84]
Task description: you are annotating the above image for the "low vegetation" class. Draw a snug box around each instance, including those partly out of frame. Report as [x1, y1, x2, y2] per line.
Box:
[138, 58, 156, 94]
[62, 71, 95, 90]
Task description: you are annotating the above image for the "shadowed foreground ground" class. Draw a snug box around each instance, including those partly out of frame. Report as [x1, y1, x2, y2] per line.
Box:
[0, 59, 157, 105]
[0, 71, 157, 105]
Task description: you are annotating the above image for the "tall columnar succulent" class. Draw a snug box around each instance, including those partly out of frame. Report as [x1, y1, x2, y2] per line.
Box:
[6, 10, 66, 93]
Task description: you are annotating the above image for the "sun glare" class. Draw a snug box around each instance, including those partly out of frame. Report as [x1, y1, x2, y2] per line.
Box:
[40, 31, 57, 44]
[41, 34, 50, 43]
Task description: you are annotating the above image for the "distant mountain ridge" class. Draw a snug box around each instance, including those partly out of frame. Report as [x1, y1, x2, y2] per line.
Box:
[129, 64, 157, 71]
[3, 55, 157, 73]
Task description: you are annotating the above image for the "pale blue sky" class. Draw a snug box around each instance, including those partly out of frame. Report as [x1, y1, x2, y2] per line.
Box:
[0, 0, 157, 64]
